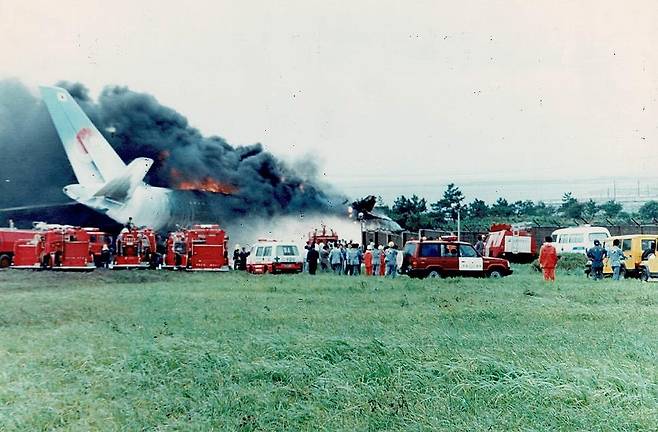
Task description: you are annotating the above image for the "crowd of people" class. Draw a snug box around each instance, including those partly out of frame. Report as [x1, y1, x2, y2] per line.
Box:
[538, 236, 627, 282]
[304, 241, 401, 277]
[230, 240, 403, 277]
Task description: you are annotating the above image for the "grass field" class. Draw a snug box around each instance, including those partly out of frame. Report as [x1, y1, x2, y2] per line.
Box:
[0, 267, 656, 431]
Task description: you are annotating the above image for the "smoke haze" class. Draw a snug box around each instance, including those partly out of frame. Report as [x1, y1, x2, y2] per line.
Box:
[0, 79, 345, 230]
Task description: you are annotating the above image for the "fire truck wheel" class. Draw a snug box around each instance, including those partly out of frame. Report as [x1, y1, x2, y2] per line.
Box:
[487, 269, 503, 278]
[0, 254, 10, 268]
[427, 270, 442, 279]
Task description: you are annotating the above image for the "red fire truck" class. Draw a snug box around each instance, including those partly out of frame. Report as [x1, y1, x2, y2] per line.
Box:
[113, 228, 157, 269]
[12, 225, 95, 270]
[163, 224, 229, 271]
[84, 228, 110, 266]
[484, 223, 537, 263]
[0, 226, 38, 268]
[308, 225, 339, 245]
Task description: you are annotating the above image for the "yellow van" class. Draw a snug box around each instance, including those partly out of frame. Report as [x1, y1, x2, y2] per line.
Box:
[599, 235, 658, 278]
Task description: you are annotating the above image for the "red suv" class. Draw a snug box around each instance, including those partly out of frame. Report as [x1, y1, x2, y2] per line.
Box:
[401, 240, 512, 278]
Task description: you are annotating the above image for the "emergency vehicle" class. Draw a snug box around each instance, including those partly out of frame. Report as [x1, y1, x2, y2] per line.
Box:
[551, 226, 610, 255]
[113, 227, 157, 269]
[401, 239, 512, 278]
[484, 223, 537, 263]
[308, 225, 339, 245]
[0, 226, 38, 268]
[246, 240, 303, 274]
[163, 224, 229, 271]
[12, 225, 95, 270]
[84, 228, 110, 267]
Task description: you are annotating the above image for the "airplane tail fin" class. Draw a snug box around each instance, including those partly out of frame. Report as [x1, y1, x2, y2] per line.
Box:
[40, 86, 126, 185]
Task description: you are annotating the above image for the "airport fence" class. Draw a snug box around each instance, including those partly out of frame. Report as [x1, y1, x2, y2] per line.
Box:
[363, 224, 658, 248]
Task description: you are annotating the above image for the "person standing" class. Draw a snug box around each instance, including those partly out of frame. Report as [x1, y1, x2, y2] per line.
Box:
[385, 242, 398, 278]
[307, 244, 320, 275]
[329, 245, 342, 274]
[371, 245, 381, 276]
[233, 245, 241, 270]
[379, 245, 386, 275]
[608, 239, 626, 281]
[474, 235, 485, 256]
[587, 239, 606, 280]
[539, 236, 558, 281]
[320, 245, 330, 272]
[345, 244, 357, 276]
[354, 244, 363, 275]
[238, 247, 250, 271]
[364, 245, 373, 275]
[340, 243, 348, 275]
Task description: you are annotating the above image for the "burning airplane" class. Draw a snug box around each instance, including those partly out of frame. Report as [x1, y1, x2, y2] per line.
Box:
[1, 81, 398, 235]
[38, 85, 344, 231]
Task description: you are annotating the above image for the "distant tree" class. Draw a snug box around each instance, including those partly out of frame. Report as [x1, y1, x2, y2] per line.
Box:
[491, 198, 515, 218]
[560, 192, 577, 210]
[533, 201, 555, 217]
[617, 211, 631, 221]
[431, 183, 465, 221]
[390, 194, 428, 231]
[599, 200, 623, 218]
[638, 201, 658, 221]
[468, 199, 489, 219]
[583, 199, 599, 219]
[515, 200, 536, 217]
[560, 192, 584, 219]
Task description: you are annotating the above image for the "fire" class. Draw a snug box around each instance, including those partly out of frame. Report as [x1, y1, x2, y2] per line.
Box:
[177, 178, 236, 194]
[170, 169, 237, 194]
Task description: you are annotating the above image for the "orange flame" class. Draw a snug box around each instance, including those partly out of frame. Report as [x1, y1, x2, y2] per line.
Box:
[170, 169, 236, 194]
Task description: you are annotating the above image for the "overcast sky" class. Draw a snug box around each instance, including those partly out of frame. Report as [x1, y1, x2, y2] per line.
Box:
[1, 0, 657, 203]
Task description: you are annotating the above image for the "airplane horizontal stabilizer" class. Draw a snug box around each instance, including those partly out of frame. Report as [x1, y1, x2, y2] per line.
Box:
[92, 158, 154, 202]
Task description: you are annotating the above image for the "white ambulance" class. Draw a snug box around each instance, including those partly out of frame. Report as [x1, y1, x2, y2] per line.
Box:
[246, 240, 304, 274]
[551, 226, 611, 255]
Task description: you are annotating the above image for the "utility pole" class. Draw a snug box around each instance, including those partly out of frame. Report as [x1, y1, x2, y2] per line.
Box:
[457, 207, 461, 242]
[613, 179, 616, 201]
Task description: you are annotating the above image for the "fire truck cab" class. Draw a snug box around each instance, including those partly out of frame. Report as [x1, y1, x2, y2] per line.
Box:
[84, 228, 110, 267]
[163, 224, 229, 271]
[113, 227, 157, 269]
[246, 240, 303, 274]
[12, 225, 95, 270]
[0, 227, 38, 268]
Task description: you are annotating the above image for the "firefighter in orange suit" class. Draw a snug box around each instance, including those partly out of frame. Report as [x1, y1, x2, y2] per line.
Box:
[364, 245, 373, 275]
[539, 236, 558, 281]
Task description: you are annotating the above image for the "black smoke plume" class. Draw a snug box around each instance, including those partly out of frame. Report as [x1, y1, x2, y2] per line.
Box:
[0, 79, 343, 229]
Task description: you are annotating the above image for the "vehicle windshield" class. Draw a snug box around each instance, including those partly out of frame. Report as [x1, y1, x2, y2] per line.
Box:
[459, 244, 479, 257]
[255, 247, 264, 257]
[276, 245, 299, 256]
[403, 243, 417, 256]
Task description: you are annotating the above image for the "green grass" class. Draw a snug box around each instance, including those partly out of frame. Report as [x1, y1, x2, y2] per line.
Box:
[0, 267, 656, 431]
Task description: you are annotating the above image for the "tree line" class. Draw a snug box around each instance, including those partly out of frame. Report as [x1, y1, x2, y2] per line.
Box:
[377, 183, 658, 232]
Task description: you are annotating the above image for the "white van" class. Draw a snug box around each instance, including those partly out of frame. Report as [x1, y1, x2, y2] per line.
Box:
[551, 226, 611, 255]
[246, 240, 303, 274]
